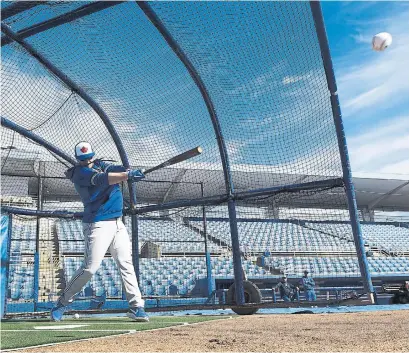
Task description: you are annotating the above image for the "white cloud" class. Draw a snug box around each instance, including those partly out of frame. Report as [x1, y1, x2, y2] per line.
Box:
[348, 115, 409, 177]
[282, 71, 312, 85]
[350, 33, 371, 44]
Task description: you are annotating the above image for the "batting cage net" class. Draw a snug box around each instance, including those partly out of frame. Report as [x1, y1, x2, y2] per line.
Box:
[1, 1, 406, 316]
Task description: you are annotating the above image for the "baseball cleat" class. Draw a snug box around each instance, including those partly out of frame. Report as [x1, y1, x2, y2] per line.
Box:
[50, 301, 69, 322]
[127, 307, 149, 322]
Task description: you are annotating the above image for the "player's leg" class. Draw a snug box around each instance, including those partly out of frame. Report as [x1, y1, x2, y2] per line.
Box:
[51, 221, 116, 321]
[311, 289, 317, 301]
[109, 218, 148, 322]
[305, 290, 315, 301]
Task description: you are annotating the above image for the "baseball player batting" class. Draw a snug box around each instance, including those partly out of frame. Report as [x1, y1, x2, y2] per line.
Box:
[50, 142, 148, 322]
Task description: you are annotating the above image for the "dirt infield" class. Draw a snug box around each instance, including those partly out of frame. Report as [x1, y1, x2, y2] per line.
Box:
[21, 310, 409, 352]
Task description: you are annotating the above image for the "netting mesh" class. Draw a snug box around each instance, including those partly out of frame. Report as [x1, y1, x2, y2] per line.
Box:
[2, 1, 344, 200]
[6, 2, 224, 190]
[149, 2, 343, 185]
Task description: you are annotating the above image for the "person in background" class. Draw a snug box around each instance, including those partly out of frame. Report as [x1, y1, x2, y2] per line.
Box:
[168, 283, 179, 296]
[300, 270, 316, 302]
[275, 275, 299, 302]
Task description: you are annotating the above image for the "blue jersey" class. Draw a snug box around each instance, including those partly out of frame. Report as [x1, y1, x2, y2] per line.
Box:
[301, 277, 315, 291]
[65, 160, 126, 223]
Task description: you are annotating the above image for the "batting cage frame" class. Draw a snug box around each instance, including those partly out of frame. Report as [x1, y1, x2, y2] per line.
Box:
[2, 1, 398, 318]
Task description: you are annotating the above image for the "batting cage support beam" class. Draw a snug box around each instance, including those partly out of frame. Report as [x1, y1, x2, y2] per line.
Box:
[132, 178, 343, 214]
[2, 1, 125, 47]
[137, 1, 245, 304]
[0, 206, 83, 219]
[1, 177, 345, 218]
[1, 116, 77, 166]
[234, 178, 344, 201]
[1, 1, 43, 20]
[310, 1, 376, 303]
[201, 182, 214, 297]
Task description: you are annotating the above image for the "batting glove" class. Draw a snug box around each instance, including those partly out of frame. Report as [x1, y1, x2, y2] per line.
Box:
[127, 169, 145, 182]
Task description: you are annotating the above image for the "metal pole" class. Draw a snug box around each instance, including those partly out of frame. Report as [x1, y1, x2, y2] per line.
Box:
[1, 117, 76, 166]
[310, 1, 376, 303]
[201, 183, 213, 297]
[1, 1, 43, 20]
[136, 2, 245, 305]
[35, 175, 43, 253]
[2, 1, 125, 47]
[227, 199, 245, 304]
[34, 174, 43, 311]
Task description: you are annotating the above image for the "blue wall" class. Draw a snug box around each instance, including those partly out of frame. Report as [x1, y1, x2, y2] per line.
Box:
[1, 215, 10, 318]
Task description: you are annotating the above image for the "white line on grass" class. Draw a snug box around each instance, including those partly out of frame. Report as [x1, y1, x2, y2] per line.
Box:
[58, 321, 191, 325]
[3, 330, 137, 332]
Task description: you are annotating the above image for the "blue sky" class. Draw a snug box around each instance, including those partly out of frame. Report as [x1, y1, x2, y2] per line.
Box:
[322, 1, 409, 178]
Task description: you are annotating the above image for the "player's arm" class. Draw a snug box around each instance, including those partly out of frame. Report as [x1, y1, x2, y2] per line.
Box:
[107, 172, 129, 185]
[96, 160, 145, 182]
[72, 168, 144, 186]
[106, 169, 145, 185]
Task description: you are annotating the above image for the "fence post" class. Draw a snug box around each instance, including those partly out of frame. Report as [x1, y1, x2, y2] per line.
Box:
[310, 1, 376, 303]
[201, 183, 213, 297]
[33, 174, 43, 311]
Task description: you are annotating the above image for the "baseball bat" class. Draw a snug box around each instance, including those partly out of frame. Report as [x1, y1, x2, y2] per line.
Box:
[143, 146, 203, 175]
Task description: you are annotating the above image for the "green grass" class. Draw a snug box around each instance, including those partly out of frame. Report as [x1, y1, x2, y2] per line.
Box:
[1, 331, 128, 350]
[1, 315, 226, 350]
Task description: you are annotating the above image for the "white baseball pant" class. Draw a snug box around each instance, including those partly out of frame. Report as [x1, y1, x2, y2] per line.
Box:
[59, 218, 144, 308]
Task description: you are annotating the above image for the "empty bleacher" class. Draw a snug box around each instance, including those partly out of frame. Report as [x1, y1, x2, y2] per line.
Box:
[12, 218, 407, 302]
[62, 256, 269, 297]
[265, 256, 409, 277]
[55, 218, 222, 254]
[10, 219, 36, 253]
[55, 220, 84, 253]
[305, 222, 409, 255]
[8, 257, 35, 300]
[63, 257, 123, 298]
[188, 219, 356, 253]
[128, 219, 222, 254]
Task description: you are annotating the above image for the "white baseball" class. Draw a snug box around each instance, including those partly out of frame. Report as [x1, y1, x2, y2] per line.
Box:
[372, 32, 392, 51]
[73, 313, 80, 319]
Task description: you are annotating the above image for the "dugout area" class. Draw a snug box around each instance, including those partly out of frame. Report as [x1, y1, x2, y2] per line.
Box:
[1, 0, 408, 325]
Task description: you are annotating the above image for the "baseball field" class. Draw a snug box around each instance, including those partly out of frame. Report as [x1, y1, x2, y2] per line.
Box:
[2, 309, 408, 352]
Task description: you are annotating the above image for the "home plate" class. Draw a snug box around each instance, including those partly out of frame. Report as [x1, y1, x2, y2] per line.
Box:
[34, 324, 89, 330]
